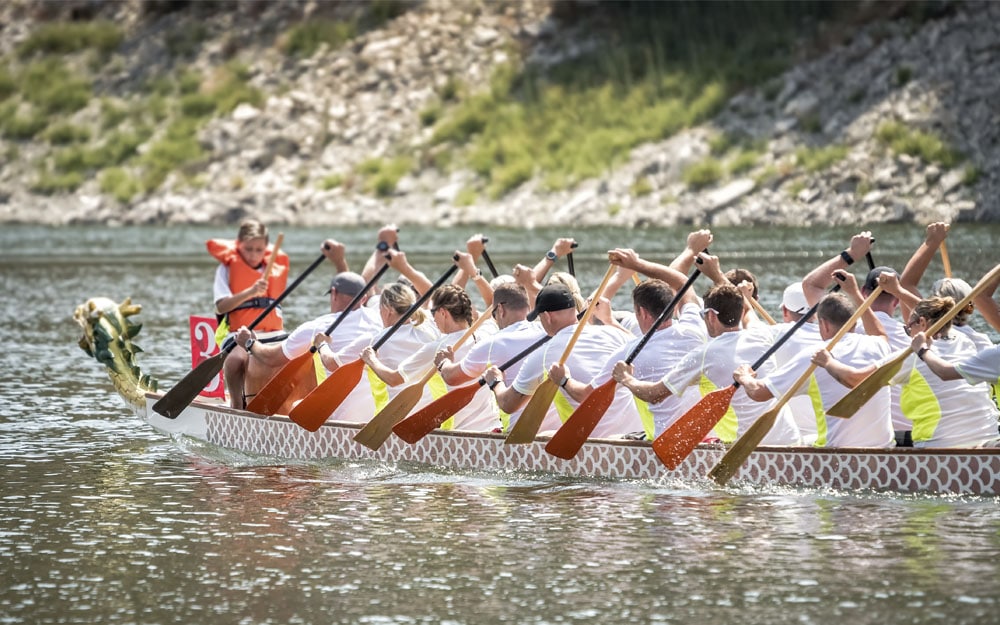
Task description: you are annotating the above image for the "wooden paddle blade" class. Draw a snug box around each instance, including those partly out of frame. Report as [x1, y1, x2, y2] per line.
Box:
[354, 382, 430, 449]
[505, 378, 560, 444]
[652, 385, 737, 470]
[392, 383, 481, 444]
[152, 351, 228, 418]
[707, 406, 780, 485]
[544, 379, 617, 459]
[826, 355, 904, 418]
[245, 352, 314, 416]
[288, 358, 366, 431]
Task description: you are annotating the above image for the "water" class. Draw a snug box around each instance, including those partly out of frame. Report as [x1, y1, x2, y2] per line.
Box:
[1, 223, 999, 624]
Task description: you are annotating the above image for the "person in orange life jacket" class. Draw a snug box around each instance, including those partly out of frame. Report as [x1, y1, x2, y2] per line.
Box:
[222, 234, 350, 409]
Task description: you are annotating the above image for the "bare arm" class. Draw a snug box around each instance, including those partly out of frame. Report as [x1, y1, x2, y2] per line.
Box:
[483, 366, 530, 414]
[359, 346, 405, 387]
[899, 222, 948, 296]
[836, 268, 887, 341]
[669, 229, 713, 273]
[973, 273, 1000, 333]
[360, 225, 399, 281]
[548, 363, 594, 404]
[531, 237, 576, 284]
[732, 364, 774, 402]
[876, 271, 921, 321]
[802, 231, 873, 307]
[910, 332, 963, 381]
[612, 361, 672, 404]
[811, 349, 876, 389]
[385, 249, 432, 296]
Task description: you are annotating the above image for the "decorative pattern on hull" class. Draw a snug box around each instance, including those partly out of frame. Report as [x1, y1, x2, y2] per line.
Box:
[143, 397, 1000, 496]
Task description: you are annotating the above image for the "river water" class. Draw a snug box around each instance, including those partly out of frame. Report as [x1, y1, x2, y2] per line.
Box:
[1, 223, 999, 624]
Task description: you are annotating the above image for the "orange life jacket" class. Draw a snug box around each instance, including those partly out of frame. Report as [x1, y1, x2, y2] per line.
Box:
[207, 238, 290, 332]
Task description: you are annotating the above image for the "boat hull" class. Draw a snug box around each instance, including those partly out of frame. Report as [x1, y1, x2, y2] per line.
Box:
[140, 393, 1000, 496]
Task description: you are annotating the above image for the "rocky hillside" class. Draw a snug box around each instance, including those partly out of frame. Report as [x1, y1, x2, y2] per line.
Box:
[0, 0, 997, 227]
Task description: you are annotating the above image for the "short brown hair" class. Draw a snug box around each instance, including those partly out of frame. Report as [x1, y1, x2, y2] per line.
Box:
[493, 283, 529, 311]
[236, 218, 268, 242]
[632, 279, 674, 319]
[816, 292, 855, 328]
[704, 284, 743, 327]
[726, 268, 758, 300]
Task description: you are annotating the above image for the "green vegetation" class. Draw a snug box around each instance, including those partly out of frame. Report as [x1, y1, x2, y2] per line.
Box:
[728, 149, 761, 176]
[99, 167, 143, 203]
[358, 156, 413, 197]
[630, 176, 653, 197]
[282, 19, 358, 58]
[454, 186, 478, 207]
[795, 144, 848, 172]
[32, 169, 84, 195]
[424, 2, 851, 196]
[319, 173, 345, 190]
[44, 122, 92, 145]
[875, 121, 961, 168]
[683, 158, 723, 190]
[17, 21, 122, 58]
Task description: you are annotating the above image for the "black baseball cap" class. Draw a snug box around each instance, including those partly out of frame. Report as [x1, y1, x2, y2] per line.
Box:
[527, 283, 577, 321]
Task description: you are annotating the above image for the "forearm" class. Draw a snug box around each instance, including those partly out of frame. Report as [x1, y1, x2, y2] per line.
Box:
[365, 355, 404, 387]
[559, 377, 592, 403]
[921, 350, 963, 381]
[974, 293, 1000, 333]
[739, 376, 774, 402]
[494, 383, 528, 414]
[469, 272, 494, 306]
[440, 361, 474, 386]
[822, 359, 873, 389]
[620, 375, 671, 404]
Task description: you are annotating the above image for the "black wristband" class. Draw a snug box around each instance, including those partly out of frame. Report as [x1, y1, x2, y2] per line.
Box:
[840, 250, 855, 265]
[560, 376, 569, 388]
[488, 379, 500, 391]
[244, 338, 255, 353]
[916, 346, 929, 361]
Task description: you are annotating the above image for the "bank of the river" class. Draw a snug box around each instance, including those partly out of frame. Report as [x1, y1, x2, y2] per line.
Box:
[1, 1, 998, 228]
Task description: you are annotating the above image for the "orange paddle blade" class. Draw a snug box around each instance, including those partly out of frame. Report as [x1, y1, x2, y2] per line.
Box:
[652, 384, 736, 470]
[504, 378, 560, 444]
[288, 358, 365, 431]
[353, 377, 432, 450]
[544, 379, 617, 459]
[246, 352, 315, 415]
[392, 382, 482, 444]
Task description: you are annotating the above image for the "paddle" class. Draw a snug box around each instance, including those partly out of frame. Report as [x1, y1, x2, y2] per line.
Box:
[504, 264, 618, 444]
[707, 284, 891, 486]
[940, 240, 952, 278]
[544, 266, 703, 459]
[153, 245, 329, 419]
[480, 236, 500, 280]
[246, 259, 391, 416]
[826, 263, 1000, 418]
[393, 332, 555, 444]
[287, 259, 461, 431]
[747, 296, 776, 325]
[352, 303, 495, 450]
[651, 289, 829, 470]
[566, 242, 578, 277]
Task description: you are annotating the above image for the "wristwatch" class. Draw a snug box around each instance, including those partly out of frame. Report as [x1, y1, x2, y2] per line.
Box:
[545, 249, 558, 261]
[244, 338, 256, 354]
[376, 241, 390, 252]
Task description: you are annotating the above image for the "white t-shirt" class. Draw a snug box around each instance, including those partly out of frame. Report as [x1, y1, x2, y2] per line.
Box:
[953, 324, 995, 351]
[591, 302, 708, 436]
[763, 332, 893, 447]
[341, 321, 441, 408]
[512, 324, 643, 438]
[875, 310, 909, 431]
[662, 327, 800, 445]
[955, 344, 1000, 386]
[398, 326, 499, 432]
[769, 320, 825, 445]
[888, 332, 1000, 447]
[282, 306, 383, 423]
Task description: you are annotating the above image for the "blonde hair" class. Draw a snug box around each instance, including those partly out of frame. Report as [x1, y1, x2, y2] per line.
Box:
[932, 278, 973, 325]
[381, 282, 427, 326]
[913, 296, 955, 336]
[546, 272, 585, 312]
[236, 219, 268, 243]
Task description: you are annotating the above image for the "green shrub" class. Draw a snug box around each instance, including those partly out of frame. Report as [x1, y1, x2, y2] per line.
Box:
[630, 176, 653, 196]
[419, 103, 442, 127]
[17, 21, 122, 57]
[44, 122, 91, 145]
[729, 150, 760, 176]
[32, 169, 84, 194]
[179, 93, 217, 118]
[796, 144, 848, 172]
[875, 121, 960, 168]
[20, 58, 92, 114]
[207, 63, 263, 114]
[454, 186, 477, 206]
[0, 69, 15, 101]
[683, 158, 723, 189]
[2, 109, 48, 139]
[99, 167, 142, 202]
[100, 99, 129, 129]
[319, 173, 344, 190]
[282, 19, 357, 57]
[359, 156, 413, 197]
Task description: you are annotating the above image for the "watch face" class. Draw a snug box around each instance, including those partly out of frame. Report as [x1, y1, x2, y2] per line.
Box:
[546, 250, 557, 260]
[376, 241, 390, 252]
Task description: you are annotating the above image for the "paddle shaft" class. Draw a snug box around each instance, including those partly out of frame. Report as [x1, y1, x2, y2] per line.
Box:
[625, 267, 701, 365]
[940, 240, 952, 278]
[373, 261, 459, 351]
[262, 233, 283, 282]
[566, 242, 578, 277]
[152, 247, 329, 418]
[311, 260, 391, 352]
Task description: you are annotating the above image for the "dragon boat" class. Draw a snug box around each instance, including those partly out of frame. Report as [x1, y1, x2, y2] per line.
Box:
[75, 296, 1000, 497]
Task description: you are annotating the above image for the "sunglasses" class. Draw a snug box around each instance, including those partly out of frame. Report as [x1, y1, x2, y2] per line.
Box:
[699, 307, 719, 320]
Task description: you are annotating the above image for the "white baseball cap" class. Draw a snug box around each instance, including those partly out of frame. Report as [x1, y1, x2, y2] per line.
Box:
[781, 282, 809, 315]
